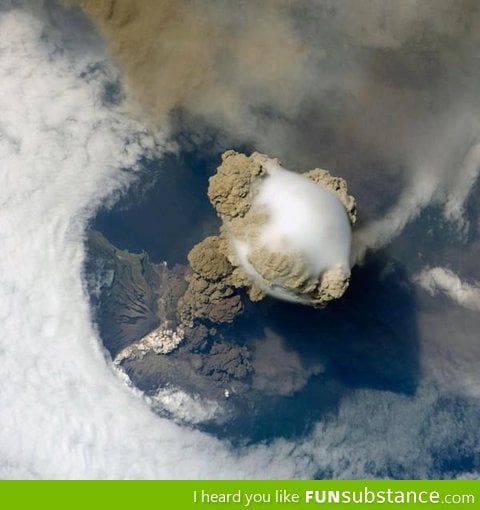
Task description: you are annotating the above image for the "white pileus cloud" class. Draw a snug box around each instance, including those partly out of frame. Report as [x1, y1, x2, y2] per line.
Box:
[255, 161, 353, 275]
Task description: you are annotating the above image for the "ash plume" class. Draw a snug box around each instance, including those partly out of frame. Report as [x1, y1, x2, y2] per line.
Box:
[181, 151, 356, 314]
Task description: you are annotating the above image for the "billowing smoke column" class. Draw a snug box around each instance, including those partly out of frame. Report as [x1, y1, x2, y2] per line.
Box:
[184, 151, 356, 314]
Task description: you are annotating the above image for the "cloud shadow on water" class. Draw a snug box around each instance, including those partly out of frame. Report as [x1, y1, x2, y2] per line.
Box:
[260, 251, 420, 397]
[213, 250, 420, 443]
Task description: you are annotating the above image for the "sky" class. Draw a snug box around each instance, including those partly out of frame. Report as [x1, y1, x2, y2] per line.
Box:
[0, 0, 480, 479]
